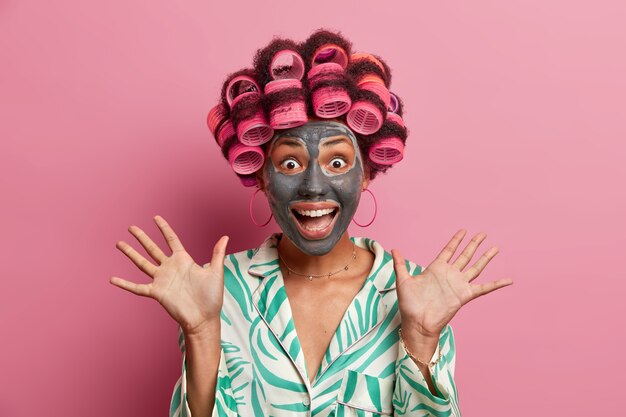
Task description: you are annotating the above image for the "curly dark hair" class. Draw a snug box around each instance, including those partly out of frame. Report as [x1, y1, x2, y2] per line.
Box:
[207, 29, 408, 185]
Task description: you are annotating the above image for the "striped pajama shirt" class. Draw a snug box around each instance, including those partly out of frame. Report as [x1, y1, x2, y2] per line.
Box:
[170, 234, 460, 416]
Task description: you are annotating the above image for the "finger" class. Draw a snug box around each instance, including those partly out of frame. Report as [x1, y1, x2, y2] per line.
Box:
[116, 240, 159, 277]
[128, 225, 167, 264]
[471, 278, 514, 299]
[208, 236, 229, 272]
[109, 276, 152, 297]
[435, 229, 467, 263]
[465, 246, 499, 282]
[452, 232, 487, 271]
[154, 215, 186, 253]
[391, 249, 411, 287]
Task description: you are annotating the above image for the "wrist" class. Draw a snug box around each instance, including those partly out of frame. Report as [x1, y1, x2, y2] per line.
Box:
[183, 318, 221, 341]
[399, 325, 440, 365]
[400, 322, 442, 342]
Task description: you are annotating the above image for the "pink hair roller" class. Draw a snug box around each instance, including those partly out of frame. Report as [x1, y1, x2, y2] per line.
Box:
[226, 75, 261, 107]
[312, 88, 352, 118]
[346, 101, 383, 135]
[264, 78, 303, 93]
[308, 63, 352, 118]
[386, 112, 405, 127]
[368, 137, 405, 165]
[264, 79, 308, 129]
[228, 142, 265, 175]
[308, 62, 343, 82]
[231, 93, 274, 146]
[216, 120, 235, 147]
[311, 44, 349, 69]
[207, 103, 228, 137]
[271, 50, 305, 80]
[359, 80, 391, 109]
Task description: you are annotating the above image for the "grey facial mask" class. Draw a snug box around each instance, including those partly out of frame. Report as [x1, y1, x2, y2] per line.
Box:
[262, 121, 364, 256]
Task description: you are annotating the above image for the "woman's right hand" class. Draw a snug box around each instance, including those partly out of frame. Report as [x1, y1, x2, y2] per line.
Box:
[110, 215, 229, 336]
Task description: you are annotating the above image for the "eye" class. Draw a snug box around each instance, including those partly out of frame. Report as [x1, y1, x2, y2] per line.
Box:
[280, 158, 302, 170]
[329, 157, 347, 170]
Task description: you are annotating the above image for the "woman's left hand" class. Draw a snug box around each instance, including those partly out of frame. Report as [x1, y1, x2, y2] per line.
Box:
[392, 229, 513, 340]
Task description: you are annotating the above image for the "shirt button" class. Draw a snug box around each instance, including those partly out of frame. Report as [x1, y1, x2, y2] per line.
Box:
[302, 397, 310, 407]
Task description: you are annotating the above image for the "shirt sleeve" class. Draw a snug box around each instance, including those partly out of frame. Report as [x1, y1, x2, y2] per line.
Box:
[393, 324, 461, 416]
[169, 325, 239, 417]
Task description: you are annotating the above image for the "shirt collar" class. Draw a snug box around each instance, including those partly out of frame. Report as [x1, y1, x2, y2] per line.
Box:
[247, 233, 397, 292]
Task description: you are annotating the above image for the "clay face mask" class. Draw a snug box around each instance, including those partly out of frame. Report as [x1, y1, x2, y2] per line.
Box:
[263, 121, 364, 256]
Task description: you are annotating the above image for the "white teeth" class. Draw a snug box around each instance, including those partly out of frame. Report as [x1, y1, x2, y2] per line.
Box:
[295, 208, 335, 217]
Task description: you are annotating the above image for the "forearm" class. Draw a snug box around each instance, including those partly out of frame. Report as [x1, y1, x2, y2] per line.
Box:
[183, 320, 222, 417]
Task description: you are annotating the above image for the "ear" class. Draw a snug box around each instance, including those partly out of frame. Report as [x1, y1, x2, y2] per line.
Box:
[361, 165, 372, 190]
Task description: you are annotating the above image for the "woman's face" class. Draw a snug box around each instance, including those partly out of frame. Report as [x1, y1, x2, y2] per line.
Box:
[261, 121, 367, 256]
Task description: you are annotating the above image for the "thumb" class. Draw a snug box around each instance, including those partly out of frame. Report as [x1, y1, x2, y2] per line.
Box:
[209, 235, 229, 272]
[391, 249, 411, 287]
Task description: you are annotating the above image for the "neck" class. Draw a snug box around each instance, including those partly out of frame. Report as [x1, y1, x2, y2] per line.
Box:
[277, 233, 355, 276]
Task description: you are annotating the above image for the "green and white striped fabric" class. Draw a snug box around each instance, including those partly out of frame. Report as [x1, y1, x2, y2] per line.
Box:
[170, 234, 460, 417]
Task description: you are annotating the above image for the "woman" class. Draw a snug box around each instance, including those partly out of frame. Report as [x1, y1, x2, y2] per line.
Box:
[110, 30, 513, 417]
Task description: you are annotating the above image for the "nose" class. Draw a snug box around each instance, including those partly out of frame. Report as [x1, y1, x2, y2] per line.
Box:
[298, 161, 329, 197]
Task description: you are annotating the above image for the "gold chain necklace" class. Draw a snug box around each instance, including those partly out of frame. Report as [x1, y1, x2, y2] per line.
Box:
[278, 242, 357, 281]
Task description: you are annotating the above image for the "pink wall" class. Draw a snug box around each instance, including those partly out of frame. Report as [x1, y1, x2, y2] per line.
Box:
[2, 0, 624, 415]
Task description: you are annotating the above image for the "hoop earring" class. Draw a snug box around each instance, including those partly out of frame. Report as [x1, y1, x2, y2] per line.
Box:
[249, 188, 273, 227]
[352, 188, 378, 227]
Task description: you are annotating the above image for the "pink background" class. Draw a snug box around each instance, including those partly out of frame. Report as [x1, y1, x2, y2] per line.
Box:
[1, 0, 624, 415]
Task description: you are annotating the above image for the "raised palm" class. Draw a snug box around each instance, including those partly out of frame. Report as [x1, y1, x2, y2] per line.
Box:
[110, 215, 229, 335]
[393, 229, 513, 338]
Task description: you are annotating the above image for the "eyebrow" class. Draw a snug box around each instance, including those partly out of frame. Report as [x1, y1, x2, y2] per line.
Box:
[274, 137, 306, 148]
[321, 136, 352, 147]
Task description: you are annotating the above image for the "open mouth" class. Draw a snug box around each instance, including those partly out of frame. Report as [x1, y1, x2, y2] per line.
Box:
[289, 203, 340, 240]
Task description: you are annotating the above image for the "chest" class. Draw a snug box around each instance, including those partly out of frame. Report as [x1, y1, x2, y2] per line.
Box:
[283, 274, 367, 382]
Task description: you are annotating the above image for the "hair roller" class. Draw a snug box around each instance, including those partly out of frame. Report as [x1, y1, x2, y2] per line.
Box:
[228, 142, 265, 175]
[307, 63, 352, 118]
[271, 50, 305, 80]
[386, 111, 405, 127]
[264, 79, 308, 129]
[388, 92, 403, 116]
[207, 103, 228, 138]
[346, 53, 391, 88]
[253, 38, 301, 86]
[349, 53, 392, 86]
[346, 89, 387, 135]
[358, 74, 391, 108]
[368, 137, 404, 165]
[351, 53, 386, 74]
[230, 86, 274, 146]
[311, 44, 349, 69]
[226, 75, 261, 108]
[365, 118, 407, 166]
[216, 119, 235, 147]
[347, 101, 383, 134]
[302, 30, 352, 72]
